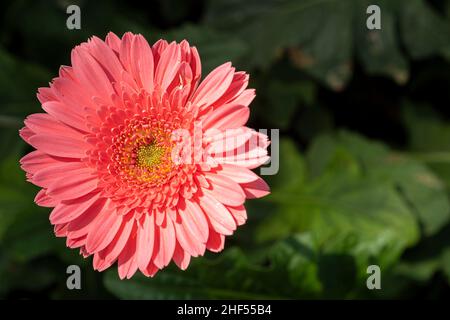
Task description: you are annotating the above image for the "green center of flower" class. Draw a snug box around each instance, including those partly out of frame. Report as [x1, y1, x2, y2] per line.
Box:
[137, 143, 165, 168]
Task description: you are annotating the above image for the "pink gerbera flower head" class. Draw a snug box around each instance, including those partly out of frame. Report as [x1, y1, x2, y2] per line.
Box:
[19, 32, 270, 279]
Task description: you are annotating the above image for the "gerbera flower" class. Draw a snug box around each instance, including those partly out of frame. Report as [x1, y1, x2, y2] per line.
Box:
[19, 32, 270, 279]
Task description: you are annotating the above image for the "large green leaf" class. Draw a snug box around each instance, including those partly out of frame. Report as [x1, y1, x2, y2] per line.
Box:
[257, 132, 450, 270]
[205, 0, 450, 89]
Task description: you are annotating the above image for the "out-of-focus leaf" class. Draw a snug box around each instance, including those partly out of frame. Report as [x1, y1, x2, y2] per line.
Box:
[257, 132, 450, 272]
[105, 235, 323, 299]
[354, 0, 408, 84]
[0, 48, 50, 117]
[162, 24, 248, 74]
[260, 80, 309, 129]
[0, 154, 59, 262]
[205, 0, 450, 89]
[442, 248, 450, 283]
[399, 0, 450, 59]
[402, 104, 450, 188]
[381, 223, 450, 294]
[0, 48, 50, 161]
[266, 138, 306, 191]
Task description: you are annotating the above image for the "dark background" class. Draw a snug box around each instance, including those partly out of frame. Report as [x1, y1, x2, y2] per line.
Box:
[1, 0, 450, 299]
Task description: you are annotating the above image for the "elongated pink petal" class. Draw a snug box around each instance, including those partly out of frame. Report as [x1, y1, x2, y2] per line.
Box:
[173, 242, 191, 270]
[137, 212, 155, 271]
[50, 192, 101, 224]
[154, 42, 181, 91]
[203, 172, 246, 206]
[85, 36, 123, 82]
[199, 192, 236, 235]
[174, 213, 205, 257]
[216, 164, 259, 184]
[203, 103, 249, 130]
[66, 197, 108, 238]
[179, 200, 209, 243]
[206, 228, 225, 252]
[29, 134, 90, 158]
[24, 113, 80, 138]
[19, 127, 34, 144]
[96, 214, 135, 271]
[241, 178, 271, 198]
[192, 62, 234, 109]
[32, 161, 89, 188]
[131, 34, 154, 92]
[72, 46, 115, 103]
[47, 169, 98, 200]
[105, 32, 121, 53]
[35, 189, 58, 207]
[118, 228, 138, 280]
[211, 71, 249, 108]
[153, 218, 176, 268]
[227, 205, 247, 226]
[20, 150, 67, 174]
[86, 202, 123, 253]
[40, 102, 88, 132]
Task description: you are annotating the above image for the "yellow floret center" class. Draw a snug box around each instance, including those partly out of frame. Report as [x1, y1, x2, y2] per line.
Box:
[137, 143, 165, 169]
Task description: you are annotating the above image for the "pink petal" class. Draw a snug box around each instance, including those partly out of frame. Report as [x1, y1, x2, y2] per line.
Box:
[203, 104, 249, 130]
[71, 46, 115, 103]
[32, 161, 88, 187]
[211, 71, 249, 108]
[105, 32, 121, 53]
[47, 169, 98, 200]
[231, 88, 256, 107]
[86, 202, 123, 253]
[152, 39, 169, 65]
[207, 127, 253, 155]
[37, 87, 57, 104]
[203, 172, 246, 206]
[174, 212, 205, 257]
[173, 242, 191, 270]
[137, 212, 155, 272]
[241, 177, 271, 198]
[35, 189, 58, 207]
[85, 36, 123, 82]
[37, 100, 85, 130]
[131, 34, 154, 92]
[96, 215, 135, 271]
[154, 42, 181, 92]
[20, 150, 64, 174]
[153, 218, 176, 268]
[192, 62, 235, 109]
[198, 192, 236, 235]
[189, 46, 202, 89]
[178, 200, 209, 243]
[118, 230, 138, 280]
[206, 228, 225, 252]
[19, 127, 34, 144]
[66, 197, 108, 238]
[142, 263, 159, 277]
[29, 134, 90, 158]
[216, 163, 259, 184]
[50, 192, 101, 224]
[227, 205, 247, 226]
[24, 113, 80, 138]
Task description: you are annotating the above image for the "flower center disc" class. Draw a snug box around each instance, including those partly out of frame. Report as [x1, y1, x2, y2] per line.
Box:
[137, 143, 165, 169]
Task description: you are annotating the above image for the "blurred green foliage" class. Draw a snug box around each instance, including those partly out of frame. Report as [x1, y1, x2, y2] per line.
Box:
[1, 0, 450, 299]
